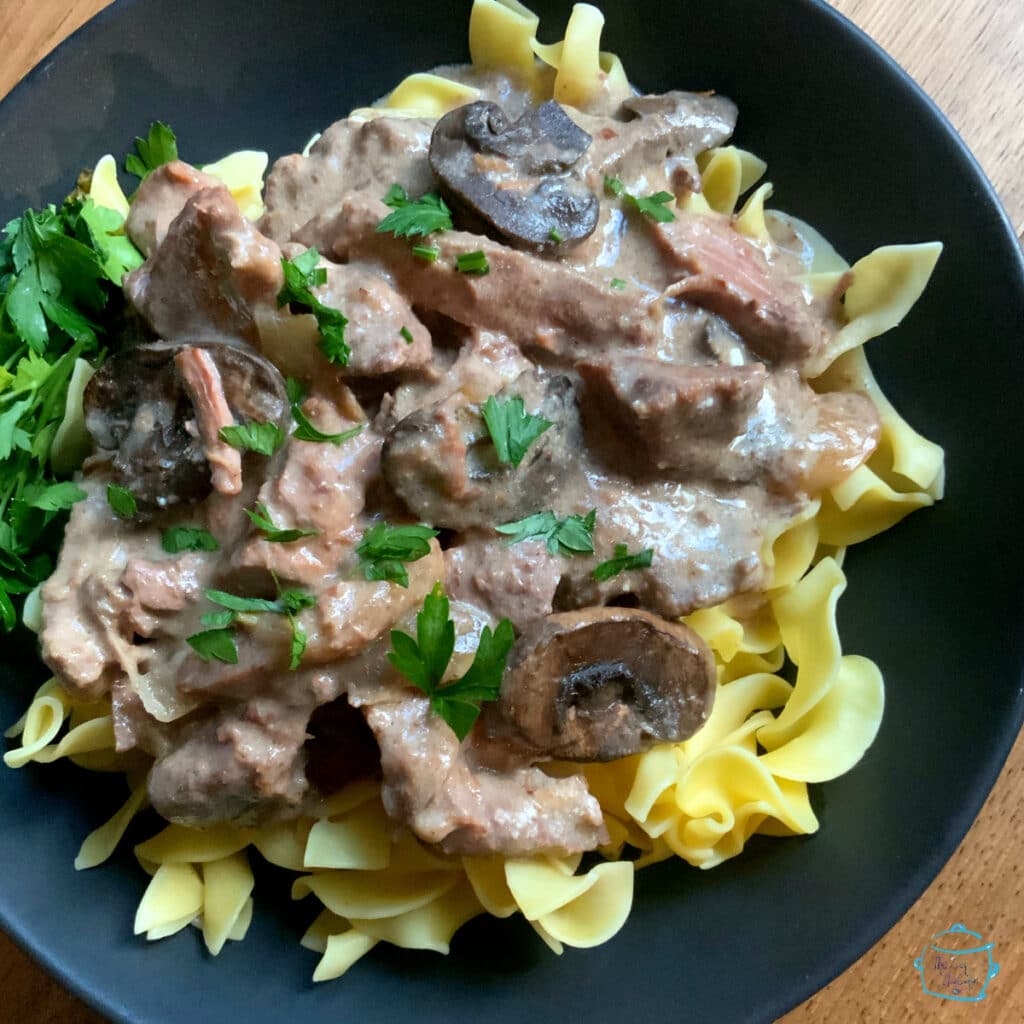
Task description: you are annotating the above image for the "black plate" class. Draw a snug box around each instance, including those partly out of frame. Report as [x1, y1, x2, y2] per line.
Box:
[1, 1, 1022, 1022]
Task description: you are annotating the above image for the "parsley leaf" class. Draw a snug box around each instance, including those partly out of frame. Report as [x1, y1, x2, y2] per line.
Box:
[356, 522, 438, 588]
[245, 501, 319, 543]
[387, 583, 515, 740]
[28, 481, 87, 512]
[481, 394, 553, 468]
[193, 582, 316, 672]
[218, 421, 285, 456]
[400, 325, 414, 344]
[72, 200, 144, 284]
[592, 543, 654, 582]
[610, 277, 627, 290]
[376, 187, 453, 239]
[161, 526, 219, 554]
[124, 121, 178, 182]
[629, 191, 676, 223]
[277, 249, 350, 366]
[106, 484, 137, 518]
[187, 627, 238, 664]
[604, 175, 676, 223]
[456, 250, 489, 275]
[285, 378, 365, 445]
[496, 509, 597, 557]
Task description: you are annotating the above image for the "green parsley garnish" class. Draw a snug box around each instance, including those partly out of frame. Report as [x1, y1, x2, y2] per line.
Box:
[604, 175, 676, 223]
[388, 582, 515, 740]
[496, 509, 597, 557]
[124, 121, 178, 182]
[592, 544, 654, 582]
[106, 484, 137, 519]
[286, 377, 365, 445]
[186, 627, 238, 664]
[218, 421, 285, 456]
[411, 244, 440, 262]
[0, 187, 146, 630]
[400, 325, 414, 344]
[161, 526, 219, 554]
[27, 482, 87, 512]
[277, 248, 350, 366]
[356, 522, 438, 588]
[190, 582, 317, 671]
[481, 394, 553, 468]
[456, 250, 490, 275]
[610, 277, 627, 290]
[245, 501, 319, 544]
[376, 186, 453, 239]
[548, 227, 564, 244]
[604, 176, 626, 197]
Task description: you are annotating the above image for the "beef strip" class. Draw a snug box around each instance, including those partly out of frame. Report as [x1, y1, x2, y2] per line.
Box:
[573, 90, 738, 195]
[365, 697, 607, 856]
[126, 160, 224, 257]
[444, 534, 561, 632]
[260, 116, 435, 243]
[297, 193, 658, 357]
[579, 358, 880, 496]
[124, 185, 283, 345]
[654, 213, 831, 369]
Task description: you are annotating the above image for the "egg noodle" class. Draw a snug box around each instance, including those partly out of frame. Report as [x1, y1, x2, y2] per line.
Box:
[4, 0, 943, 981]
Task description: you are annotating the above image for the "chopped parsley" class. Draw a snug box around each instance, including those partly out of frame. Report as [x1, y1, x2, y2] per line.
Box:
[388, 582, 515, 740]
[356, 522, 438, 588]
[481, 394, 553, 468]
[189, 582, 317, 670]
[277, 248, 350, 366]
[496, 509, 597, 557]
[286, 377, 365, 445]
[0, 167, 148, 630]
[106, 484, 137, 519]
[411, 244, 440, 262]
[610, 277, 627, 290]
[187, 627, 238, 665]
[161, 526, 219, 554]
[604, 175, 676, 223]
[592, 544, 654, 582]
[400, 325, 414, 344]
[245, 502, 319, 544]
[376, 186, 453, 239]
[124, 121, 178, 182]
[456, 250, 490, 275]
[218, 421, 285, 456]
[548, 227, 564, 244]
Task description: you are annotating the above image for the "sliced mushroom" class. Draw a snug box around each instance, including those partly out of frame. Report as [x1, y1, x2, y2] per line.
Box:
[381, 369, 581, 530]
[486, 608, 716, 762]
[429, 100, 599, 252]
[84, 340, 289, 516]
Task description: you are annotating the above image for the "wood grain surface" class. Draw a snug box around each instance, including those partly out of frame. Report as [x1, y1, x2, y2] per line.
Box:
[0, 1, 1021, 1022]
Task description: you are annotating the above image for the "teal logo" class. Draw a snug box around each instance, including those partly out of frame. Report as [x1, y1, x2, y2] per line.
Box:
[913, 923, 999, 1002]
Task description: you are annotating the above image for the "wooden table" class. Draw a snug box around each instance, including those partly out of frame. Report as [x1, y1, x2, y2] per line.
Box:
[0, 1, 1021, 1021]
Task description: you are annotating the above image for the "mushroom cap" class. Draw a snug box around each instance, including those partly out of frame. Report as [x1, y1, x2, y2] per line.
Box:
[84, 339, 288, 516]
[494, 607, 716, 761]
[381, 370, 581, 530]
[429, 100, 600, 253]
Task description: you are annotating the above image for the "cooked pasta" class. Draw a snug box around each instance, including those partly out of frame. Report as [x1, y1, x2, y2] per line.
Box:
[2, 0, 945, 985]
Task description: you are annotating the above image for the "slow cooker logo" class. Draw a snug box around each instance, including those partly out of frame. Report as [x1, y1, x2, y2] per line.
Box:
[913, 923, 1000, 1002]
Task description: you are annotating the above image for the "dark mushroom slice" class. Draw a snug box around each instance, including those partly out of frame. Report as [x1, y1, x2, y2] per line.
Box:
[84, 340, 289, 517]
[485, 608, 716, 762]
[381, 369, 582, 530]
[429, 100, 599, 252]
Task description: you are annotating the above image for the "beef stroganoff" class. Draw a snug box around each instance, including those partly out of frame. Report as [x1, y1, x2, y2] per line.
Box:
[3, 0, 943, 979]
